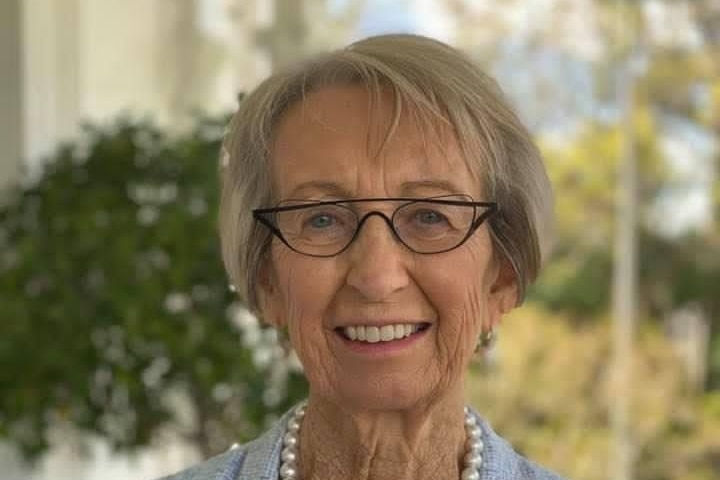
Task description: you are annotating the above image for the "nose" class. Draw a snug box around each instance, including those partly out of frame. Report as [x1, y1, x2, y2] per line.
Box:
[344, 213, 410, 301]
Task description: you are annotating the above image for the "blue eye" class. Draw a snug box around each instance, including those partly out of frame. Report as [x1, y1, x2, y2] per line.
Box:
[415, 210, 446, 224]
[309, 214, 334, 228]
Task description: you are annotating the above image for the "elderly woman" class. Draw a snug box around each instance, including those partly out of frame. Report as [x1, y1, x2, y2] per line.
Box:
[160, 34, 563, 480]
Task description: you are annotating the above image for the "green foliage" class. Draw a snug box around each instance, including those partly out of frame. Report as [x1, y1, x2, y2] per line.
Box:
[532, 111, 668, 319]
[528, 247, 612, 317]
[469, 306, 720, 480]
[0, 117, 307, 461]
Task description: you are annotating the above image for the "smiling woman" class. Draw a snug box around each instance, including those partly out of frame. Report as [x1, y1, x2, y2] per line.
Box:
[156, 34, 562, 480]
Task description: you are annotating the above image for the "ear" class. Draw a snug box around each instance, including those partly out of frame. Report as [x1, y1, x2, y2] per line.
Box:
[256, 259, 285, 329]
[487, 257, 518, 328]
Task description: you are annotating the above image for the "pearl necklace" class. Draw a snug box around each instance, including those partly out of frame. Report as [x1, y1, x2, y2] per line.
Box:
[278, 403, 484, 480]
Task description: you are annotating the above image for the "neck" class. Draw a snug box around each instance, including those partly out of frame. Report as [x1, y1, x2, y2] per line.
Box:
[297, 389, 468, 480]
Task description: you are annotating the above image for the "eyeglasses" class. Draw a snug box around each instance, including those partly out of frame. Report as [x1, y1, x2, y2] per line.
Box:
[252, 195, 498, 257]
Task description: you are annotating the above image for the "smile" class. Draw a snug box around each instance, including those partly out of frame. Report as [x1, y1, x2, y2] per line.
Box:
[336, 323, 431, 343]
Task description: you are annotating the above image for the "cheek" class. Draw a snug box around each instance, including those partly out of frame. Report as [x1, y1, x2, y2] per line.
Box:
[270, 249, 341, 362]
[271, 248, 337, 316]
[420, 239, 494, 361]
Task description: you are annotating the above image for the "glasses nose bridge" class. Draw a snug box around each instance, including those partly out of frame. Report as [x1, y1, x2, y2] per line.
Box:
[353, 210, 400, 243]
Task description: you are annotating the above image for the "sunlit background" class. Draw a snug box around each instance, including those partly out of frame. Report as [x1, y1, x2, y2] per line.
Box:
[1, 1, 718, 479]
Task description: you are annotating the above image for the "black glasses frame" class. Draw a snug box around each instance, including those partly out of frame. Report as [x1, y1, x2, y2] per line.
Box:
[252, 195, 499, 257]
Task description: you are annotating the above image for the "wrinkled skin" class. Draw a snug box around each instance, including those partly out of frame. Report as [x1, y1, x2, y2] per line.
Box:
[257, 84, 517, 480]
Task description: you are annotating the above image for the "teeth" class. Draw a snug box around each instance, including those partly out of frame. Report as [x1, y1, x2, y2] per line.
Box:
[342, 323, 420, 343]
[366, 326, 380, 343]
[379, 325, 394, 341]
[347, 326, 357, 340]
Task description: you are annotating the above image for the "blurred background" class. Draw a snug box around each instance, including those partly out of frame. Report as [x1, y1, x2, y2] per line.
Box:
[0, 1, 718, 479]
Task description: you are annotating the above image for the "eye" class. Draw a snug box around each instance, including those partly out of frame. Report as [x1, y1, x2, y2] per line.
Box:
[414, 209, 447, 225]
[307, 213, 336, 229]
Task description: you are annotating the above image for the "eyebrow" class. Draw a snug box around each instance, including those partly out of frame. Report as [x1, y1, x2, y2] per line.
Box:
[399, 180, 464, 195]
[287, 181, 354, 199]
[285, 179, 465, 199]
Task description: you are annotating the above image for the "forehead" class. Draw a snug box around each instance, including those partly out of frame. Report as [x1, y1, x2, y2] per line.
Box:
[270, 84, 481, 199]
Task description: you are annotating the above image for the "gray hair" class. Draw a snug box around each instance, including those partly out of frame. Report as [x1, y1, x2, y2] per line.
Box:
[219, 34, 553, 314]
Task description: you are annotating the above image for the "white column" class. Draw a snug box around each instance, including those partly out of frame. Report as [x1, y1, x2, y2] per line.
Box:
[18, 0, 251, 181]
[158, 0, 234, 126]
[226, 0, 270, 97]
[0, 0, 23, 194]
[80, 0, 232, 128]
[79, 0, 168, 123]
[22, 0, 81, 174]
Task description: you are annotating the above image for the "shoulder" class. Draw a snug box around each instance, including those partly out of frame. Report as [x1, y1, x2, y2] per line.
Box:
[153, 447, 247, 480]
[152, 409, 292, 480]
[499, 450, 568, 480]
[472, 411, 569, 480]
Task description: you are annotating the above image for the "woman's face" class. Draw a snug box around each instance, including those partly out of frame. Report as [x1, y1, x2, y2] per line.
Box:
[258, 84, 516, 411]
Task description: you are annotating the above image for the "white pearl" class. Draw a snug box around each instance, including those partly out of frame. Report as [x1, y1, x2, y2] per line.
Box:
[464, 415, 477, 427]
[461, 467, 480, 480]
[287, 419, 301, 432]
[279, 463, 298, 479]
[281, 447, 297, 463]
[467, 438, 484, 452]
[467, 426, 482, 439]
[464, 451, 483, 467]
[283, 432, 298, 447]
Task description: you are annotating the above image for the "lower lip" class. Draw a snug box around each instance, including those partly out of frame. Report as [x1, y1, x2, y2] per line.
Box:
[335, 327, 429, 356]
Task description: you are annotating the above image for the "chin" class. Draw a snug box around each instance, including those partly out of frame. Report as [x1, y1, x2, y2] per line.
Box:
[320, 375, 435, 413]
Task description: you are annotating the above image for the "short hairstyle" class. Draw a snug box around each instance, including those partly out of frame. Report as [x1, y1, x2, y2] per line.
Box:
[219, 33, 554, 315]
